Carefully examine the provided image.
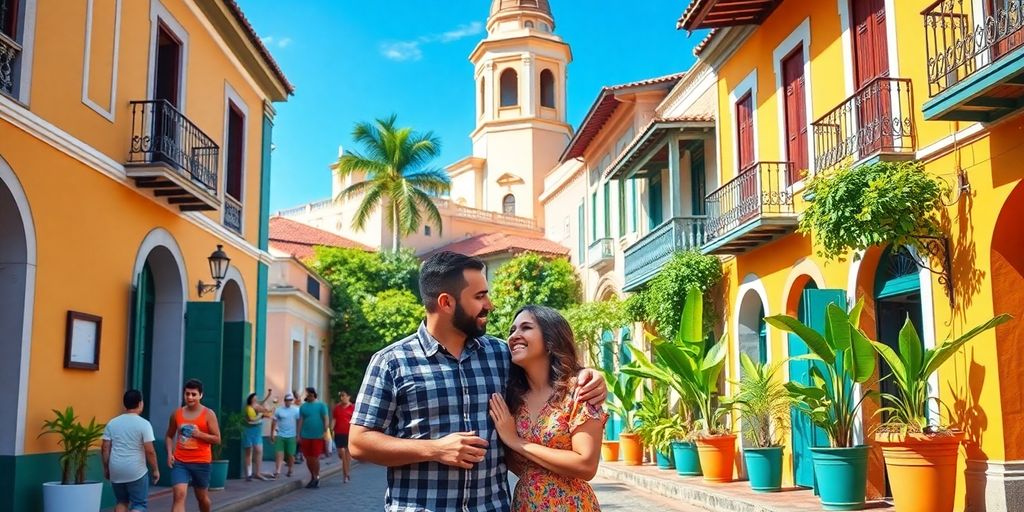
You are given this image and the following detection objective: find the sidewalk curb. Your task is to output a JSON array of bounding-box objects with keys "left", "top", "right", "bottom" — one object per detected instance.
[
  {"left": 212, "top": 462, "right": 347, "bottom": 512},
  {"left": 597, "top": 463, "right": 779, "bottom": 512}
]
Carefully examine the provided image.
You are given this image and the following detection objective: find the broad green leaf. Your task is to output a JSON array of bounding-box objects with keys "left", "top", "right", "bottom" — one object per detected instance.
[
  {"left": 898, "top": 317, "right": 923, "bottom": 380},
  {"left": 828, "top": 303, "right": 852, "bottom": 352},
  {"left": 848, "top": 298, "right": 865, "bottom": 328},
  {"left": 654, "top": 340, "right": 697, "bottom": 378},
  {"left": 785, "top": 381, "right": 826, "bottom": 401},
  {"left": 739, "top": 353, "right": 758, "bottom": 378},
  {"left": 765, "top": 315, "right": 835, "bottom": 364},
  {"left": 679, "top": 286, "right": 703, "bottom": 345},
  {"left": 870, "top": 341, "right": 907, "bottom": 387},
  {"left": 848, "top": 326, "right": 876, "bottom": 383},
  {"left": 809, "top": 365, "right": 828, "bottom": 389},
  {"left": 922, "top": 314, "right": 1013, "bottom": 377},
  {"left": 701, "top": 339, "right": 728, "bottom": 372}
]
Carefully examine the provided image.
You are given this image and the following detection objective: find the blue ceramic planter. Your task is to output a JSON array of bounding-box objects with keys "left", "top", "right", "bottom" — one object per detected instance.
[
  {"left": 811, "top": 446, "right": 869, "bottom": 511},
  {"left": 743, "top": 446, "right": 783, "bottom": 492},
  {"left": 671, "top": 441, "right": 702, "bottom": 476},
  {"left": 655, "top": 448, "right": 675, "bottom": 469}
]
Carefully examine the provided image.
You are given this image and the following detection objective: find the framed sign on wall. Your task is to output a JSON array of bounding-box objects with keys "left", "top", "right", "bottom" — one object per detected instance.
[{"left": 65, "top": 311, "right": 102, "bottom": 370}]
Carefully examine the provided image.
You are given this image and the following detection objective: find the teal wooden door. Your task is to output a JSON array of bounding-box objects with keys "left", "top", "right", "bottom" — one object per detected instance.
[
  {"left": 184, "top": 302, "right": 225, "bottom": 415},
  {"left": 601, "top": 330, "right": 621, "bottom": 441},
  {"left": 789, "top": 288, "right": 845, "bottom": 488},
  {"left": 129, "top": 266, "right": 155, "bottom": 419},
  {"left": 648, "top": 176, "right": 663, "bottom": 229},
  {"left": 222, "top": 321, "right": 252, "bottom": 478}
]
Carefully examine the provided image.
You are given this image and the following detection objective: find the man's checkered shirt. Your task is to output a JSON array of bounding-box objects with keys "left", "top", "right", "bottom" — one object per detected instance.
[{"left": 352, "top": 323, "right": 512, "bottom": 512}]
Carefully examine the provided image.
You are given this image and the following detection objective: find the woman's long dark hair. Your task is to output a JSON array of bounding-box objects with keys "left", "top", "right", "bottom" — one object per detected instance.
[
  {"left": 506, "top": 305, "right": 583, "bottom": 415},
  {"left": 246, "top": 393, "right": 257, "bottom": 407}
]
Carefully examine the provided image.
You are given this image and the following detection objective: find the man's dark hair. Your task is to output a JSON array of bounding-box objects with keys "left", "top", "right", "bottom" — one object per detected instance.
[
  {"left": 305, "top": 387, "right": 318, "bottom": 399},
  {"left": 123, "top": 389, "right": 143, "bottom": 410},
  {"left": 419, "top": 251, "right": 485, "bottom": 312},
  {"left": 184, "top": 379, "right": 204, "bottom": 394}
]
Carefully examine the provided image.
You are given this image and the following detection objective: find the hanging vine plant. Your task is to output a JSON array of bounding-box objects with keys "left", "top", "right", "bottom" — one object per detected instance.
[{"left": 799, "top": 161, "right": 949, "bottom": 261}]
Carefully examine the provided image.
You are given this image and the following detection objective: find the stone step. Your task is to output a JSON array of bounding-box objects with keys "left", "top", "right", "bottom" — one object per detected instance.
[{"left": 597, "top": 461, "right": 894, "bottom": 512}]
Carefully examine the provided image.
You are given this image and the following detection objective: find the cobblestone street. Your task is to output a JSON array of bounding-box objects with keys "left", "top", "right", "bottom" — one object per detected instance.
[{"left": 248, "top": 462, "right": 704, "bottom": 511}]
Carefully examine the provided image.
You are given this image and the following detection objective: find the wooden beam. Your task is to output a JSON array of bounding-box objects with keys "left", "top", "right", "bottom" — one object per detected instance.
[
  {"left": 135, "top": 180, "right": 178, "bottom": 189},
  {"left": 964, "top": 96, "right": 1019, "bottom": 109},
  {"left": 179, "top": 204, "right": 216, "bottom": 212},
  {"left": 154, "top": 189, "right": 189, "bottom": 197},
  {"left": 168, "top": 196, "right": 204, "bottom": 205}
]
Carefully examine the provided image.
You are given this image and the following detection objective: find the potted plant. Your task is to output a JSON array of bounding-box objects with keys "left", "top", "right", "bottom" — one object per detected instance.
[
  {"left": 871, "top": 315, "right": 1010, "bottom": 512},
  {"left": 634, "top": 384, "right": 675, "bottom": 469},
  {"left": 729, "top": 354, "right": 790, "bottom": 492},
  {"left": 39, "top": 407, "right": 106, "bottom": 512},
  {"left": 603, "top": 370, "right": 641, "bottom": 465},
  {"left": 209, "top": 412, "right": 245, "bottom": 491},
  {"left": 625, "top": 287, "right": 734, "bottom": 482},
  {"left": 766, "top": 300, "right": 876, "bottom": 511}
]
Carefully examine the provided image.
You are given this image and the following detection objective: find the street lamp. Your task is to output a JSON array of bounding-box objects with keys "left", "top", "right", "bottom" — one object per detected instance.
[{"left": 197, "top": 244, "right": 230, "bottom": 297}]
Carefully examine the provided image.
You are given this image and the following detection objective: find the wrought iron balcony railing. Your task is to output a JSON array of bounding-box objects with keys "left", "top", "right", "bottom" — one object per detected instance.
[
  {"left": 811, "top": 77, "right": 916, "bottom": 173},
  {"left": 704, "top": 161, "right": 795, "bottom": 243},
  {"left": 587, "top": 238, "right": 615, "bottom": 269},
  {"left": 924, "top": 0, "right": 1024, "bottom": 96},
  {"left": 128, "top": 100, "right": 219, "bottom": 192},
  {"left": 0, "top": 30, "right": 20, "bottom": 97},
  {"left": 224, "top": 195, "right": 242, "bottom": 234},
  {"left": 623, "top": 216, "right": 706, "bottom": 291}
]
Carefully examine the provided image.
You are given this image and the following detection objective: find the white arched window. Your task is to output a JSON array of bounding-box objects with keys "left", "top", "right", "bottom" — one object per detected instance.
[
  {"left": 479, "top": 78, "right": 485, "bottom": 116},
  {"left": 500, "top": 69, "right": 518, "bottom": 107},
  {"left": 524, "top": 20, "right": 534, "bottom": 29},
  {"left": 502, "top": 194, "right": 516, "bottom": 215},
  {"left": 540, "top": 69, "right": 556, "bottom": 108}
]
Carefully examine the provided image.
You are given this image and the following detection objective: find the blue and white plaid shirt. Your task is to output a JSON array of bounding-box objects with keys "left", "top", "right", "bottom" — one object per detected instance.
[{"left": 353, "top": 323, "right": 512, "bottom": 512}]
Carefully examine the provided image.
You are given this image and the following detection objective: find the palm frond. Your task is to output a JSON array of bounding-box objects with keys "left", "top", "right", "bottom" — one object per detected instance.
[
  {"left": 412, "top": 188, "right": 445, "bottom": 235},
  {"left": 404, "top": 168, "right": 452, "bottom": 195},
  {"left": 351, "top": 185, "right": 386, "bottom": 232}
]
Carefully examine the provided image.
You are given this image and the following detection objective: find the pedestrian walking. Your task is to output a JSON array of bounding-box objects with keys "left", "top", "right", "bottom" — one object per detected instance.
[
  {"left": 165, "top": 379, "right": 221, "bottom": 512},
  {"left": 102, "top": 389, "right": 160, "bottom": 512},
  {"left": 331, "top": 390, "right": 354, "bottom": 483},
  {"left": 270, "top": 392, "right": 300, "bottom": 478},
  {"left": 297, "top": 386, "right": 330, "bottom": 488},
  {"left": 243, "top": 389, "right": 273, "bottom": 481}
]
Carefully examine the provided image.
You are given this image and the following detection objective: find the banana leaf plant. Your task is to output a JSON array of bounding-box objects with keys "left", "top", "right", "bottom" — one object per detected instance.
[
  {"left": 765, "top": 299, "right": 876, "bottom": 448},
  {"left": 622, "top": 287, "right": 732, "bottom": 437},
  {"left": 601, "top": 368, "right": 641, "bottom": 434},
  {"left": 871, "top": 314, "right": 1011, "bottom": 434},
  {"left": 39, "top": 407, "right": 106, "bottom": 485}
]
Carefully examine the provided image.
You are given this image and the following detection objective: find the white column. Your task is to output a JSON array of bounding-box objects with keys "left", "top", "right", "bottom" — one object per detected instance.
[
  {"left": 668, "top": 134, "right": 683, "bottom": 218},
  {"left": 522, "top": 55, "right": 534, "bottom": 116},
  {"left": 561, "top": 64, "right": 568, "bottom": 123}
]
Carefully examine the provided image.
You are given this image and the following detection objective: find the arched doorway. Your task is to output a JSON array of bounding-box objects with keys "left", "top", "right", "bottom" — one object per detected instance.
[
  {"left": 738, "top": 289, "right": 767, "bottom": 365},
  {"left": 218, "top": 274, "right": 251, "bottom": 477},
  {"left": 992, "top": 182, "right": 1024, "bottom": 460},
  {"left": 0, "top": 157, "right": 34, "bottom": 456},
  {"left": 786, "top": 277, "right": 843, "bottom": 488}
]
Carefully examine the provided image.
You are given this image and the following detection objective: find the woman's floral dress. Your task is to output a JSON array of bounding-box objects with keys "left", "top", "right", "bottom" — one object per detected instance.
[{"left": 509, "top": 390, "right": 605, "bottom": 511}]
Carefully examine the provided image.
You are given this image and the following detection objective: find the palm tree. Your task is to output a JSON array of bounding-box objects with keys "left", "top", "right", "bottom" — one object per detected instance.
[{"left": 334, "top": 115, "right": 451, "bottom": 251}]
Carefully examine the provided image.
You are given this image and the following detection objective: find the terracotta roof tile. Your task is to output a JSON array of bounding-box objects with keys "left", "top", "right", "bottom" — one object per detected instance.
[
  {"left": 268, "top": 217, "right": 372, "bottom": 261},
  {"left": 223, "top": 0, "right": 295, "bottom": 95},
  {"left": 692, "top": 29, "right": 718, "bottom": 56},
  {"left": 423, "top": 233, "right": 570, "bottom": 260}
]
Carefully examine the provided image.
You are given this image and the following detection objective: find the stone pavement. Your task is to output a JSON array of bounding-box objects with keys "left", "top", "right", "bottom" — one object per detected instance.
[
  {"left": 248, "top": 462, "right": 704, "bottom": 511},
  {"left": 102, "top": 456, "right": 344, "bottom": 512}
]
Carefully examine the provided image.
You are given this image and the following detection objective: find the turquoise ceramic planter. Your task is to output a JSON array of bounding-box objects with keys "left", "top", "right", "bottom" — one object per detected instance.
[
  {"left": 671, "top": 441, "right": 702, "bottom": 476},
  {"left": 209, "top": 460, "right": 229, "bottom": 491},
  {"left": 743, "top": 447, "right": 783, "bottom": 492},
  {"left": 655, "top": 448, "right": 675, "bottom": 469},
  {"left": 810, "top": 446, "right": 869, "bottom": 511}
]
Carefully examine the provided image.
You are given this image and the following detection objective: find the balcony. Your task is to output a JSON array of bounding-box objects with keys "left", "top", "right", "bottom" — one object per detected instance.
[
  {"left": 434, "top": 198, "right": 539, "bottom": 231},
  {"left": 923, "top": 0, "right": 1024, "bottom": 122},
  {"left": 0, "top": 30, "right": 20, "bottom": 98},
  {"left": 812, "top": 77, "right": 917, "bottom": 174},
  {"left": 224, "top": 195, "right": 242, "bottom": 234},
  {"left": 623, "top": 216, "right": 706, "bottom": 292},
  {"left": 587, "top": 238, "right": 615, "bottom": 272},
  {"left": 702, "top": 161, "right": 797, "bottom": 255},
  {"left": 126, "top": 100, "right": 219, "bottom": 211}
]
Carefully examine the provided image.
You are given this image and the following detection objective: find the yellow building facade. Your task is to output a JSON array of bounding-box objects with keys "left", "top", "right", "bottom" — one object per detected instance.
[
  {"left": 0, "top": 0, "right": 290, "bottom": 509},
  {"left": 672, "top": 1, "right": 1024, "bottom": 510}
]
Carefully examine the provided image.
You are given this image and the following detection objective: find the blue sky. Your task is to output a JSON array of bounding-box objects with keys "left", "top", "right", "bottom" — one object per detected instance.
[{"left": 237, "top": 1, "right": 702, "bottom": 212}]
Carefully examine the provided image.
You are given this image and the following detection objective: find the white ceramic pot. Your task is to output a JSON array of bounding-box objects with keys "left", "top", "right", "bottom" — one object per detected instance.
[{"left": 43, "top": 481, "right": 103, "bottom": 512}]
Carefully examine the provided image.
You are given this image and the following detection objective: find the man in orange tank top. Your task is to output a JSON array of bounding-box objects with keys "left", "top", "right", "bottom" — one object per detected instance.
[{"left": 165, "top": 379, "right": 221, "bottom": 512}]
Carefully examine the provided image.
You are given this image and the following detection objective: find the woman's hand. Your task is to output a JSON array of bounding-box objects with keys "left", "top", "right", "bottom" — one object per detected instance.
[
  {"left": 488, "top": 394, "right": 523, "bottom": 451},
  {"left": 574, "top": 369, "right": 608, "bottom": 405}
]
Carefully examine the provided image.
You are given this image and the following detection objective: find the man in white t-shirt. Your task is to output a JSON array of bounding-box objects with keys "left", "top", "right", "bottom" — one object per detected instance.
[
  {"left": 270, "top": 393, "right": 301, "bottom": 478},
  {"left": 102, "top": 389, "right": 159, "bottom": 512}
]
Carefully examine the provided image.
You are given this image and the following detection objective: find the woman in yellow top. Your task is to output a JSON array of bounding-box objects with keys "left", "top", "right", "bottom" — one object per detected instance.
[
  {"left": 243, "top": 389, "right": 272, "bottom": 481},
  {"left": 490, "top": 305, "right": 606, "bottom": 511}
]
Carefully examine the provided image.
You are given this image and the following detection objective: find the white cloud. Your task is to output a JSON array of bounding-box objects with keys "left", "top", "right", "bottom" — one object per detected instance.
[
  {"left": 380, "top": 41, "right": 423, "bottom": 61},
  {"left": 261, "top": 36, "right": 293, "bottom": 49},
  {"left": 380, "top": 21, "right": 483, "bottom": 61},
  {"left": 437, "top": 21, "right": 484, "bottom": 43}
]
